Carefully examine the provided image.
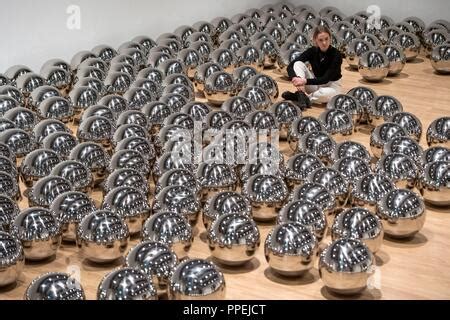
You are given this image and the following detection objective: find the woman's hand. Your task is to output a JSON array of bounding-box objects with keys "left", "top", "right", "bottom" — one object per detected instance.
[{"left": 291, "top": 77, "right": 306, "bottom": 87}]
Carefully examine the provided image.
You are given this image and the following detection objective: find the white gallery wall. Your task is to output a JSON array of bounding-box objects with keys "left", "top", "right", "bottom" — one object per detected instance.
[{"left": 1, "top": 0, "right": 449, "bottom": 72}]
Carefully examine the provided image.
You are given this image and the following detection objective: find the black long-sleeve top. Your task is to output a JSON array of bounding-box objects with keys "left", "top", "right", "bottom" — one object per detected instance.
[{"left": 287, "top": 46, "right": 343, "bottom": 85}]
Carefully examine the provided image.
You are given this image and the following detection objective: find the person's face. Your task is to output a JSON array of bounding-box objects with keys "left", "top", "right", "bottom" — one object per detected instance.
[{"left": 315, "top": 32, "right": 331, "bottom": 52}]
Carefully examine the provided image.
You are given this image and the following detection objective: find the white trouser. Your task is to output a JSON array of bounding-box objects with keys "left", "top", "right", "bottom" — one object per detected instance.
[{"left": 293, "top": 61, "right": 342, "bottom": 104}]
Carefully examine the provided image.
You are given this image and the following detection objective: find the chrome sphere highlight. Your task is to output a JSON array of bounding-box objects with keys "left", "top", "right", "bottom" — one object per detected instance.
[
  {"left": 25, "top": 272, "right": 85, "bottom": 300},
  {"left": 207, "top": 213, "right": 260, "bottom": 266},
  {"left": 377, "top": 188, "right": 426, "bottom": 238},
  {"left": 265, "top": 222, "right": 318, "bottom": 276},
  {"left": 168, "top": 258, "right": 225, "bottom": 300},
  {"left": 77, "top": 210, "right": 129, "bottom": 263},
  {"left": 10, "top": 207, "right": 61, "bottom": 261},
  {"left": 97, "top": 267, "right": 157, "bottom": 300},
  {"left": 332, "top": 207, "right": 383, "bottom": 253},
  {"left": 319, "top": 238, "right": 373, "bottom": 295}
]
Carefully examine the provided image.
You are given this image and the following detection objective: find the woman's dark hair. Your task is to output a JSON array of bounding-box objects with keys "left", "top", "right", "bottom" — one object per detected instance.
[{"left": 312, "top": 25, "right": 332, "bottom": 39}]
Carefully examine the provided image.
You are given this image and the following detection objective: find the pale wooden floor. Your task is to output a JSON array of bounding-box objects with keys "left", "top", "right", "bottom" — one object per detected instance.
[{"left": 2, "top": 53, "right": 450, "bottom": 300}]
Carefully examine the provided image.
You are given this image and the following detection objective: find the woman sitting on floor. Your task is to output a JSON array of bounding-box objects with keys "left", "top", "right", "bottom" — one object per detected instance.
[{"left": 282, "top": 25, "right": 343, "bottom": 108}]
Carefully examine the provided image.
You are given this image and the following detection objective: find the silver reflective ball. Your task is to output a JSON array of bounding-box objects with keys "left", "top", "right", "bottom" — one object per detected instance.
[
  {"left": 38, "top": 97, "right": 74, "bottom": 122},
  {"left": 25, "top": 272, "right": 85, "bottom": 300},
  {"left": 3, "top": 107, "right": 38, "bottom": 132},
  {"left": 383, "top": 136, "right": 423, "bottom": 165},
  {"left": 377, "top": 188, "right": 426, "bottom": 238},
  {"left": 196, "top": 161, "right": 237, "bottom": 202},
  {"left": 288, "top": 116, "right": 324, "bottom": 152},
  {"left": 159, "top": 93, "right": 188, "bottom": 113},
  {"left": 155, "top": 168, "right": 200, "bottom": 197},
  {"left": 142, "top": 211, "right": 193, "bottom": 260},
  {"left": 77, "top": 116, "right": 115, "bottom": 151},
  {"left": 236, "top": 45, "right": 264, "bottom": 72},
  {"left": 103, "top": 168, "right": 148, "bottom": 197},
  {"left": 77, "top": 210, "right": 129, "bottom": 263},
  {"left": 246, "top": 74, "right": 279, "bottom": 101},
  {"left": 193, "top": 62, "right": 223, "bottom": 94},
  {"left": 29, "top": 85, "right": 60, "bottom": 110},
  {"left": 152, "top": 185, "right": 200, "bottom": 225},
  {"left": 0, "top": 195, "right": 20, "bottom": 232},
  {"left": 389, "top": 111, "right": 422, "bottom": 142},
  {"left": 10, "top": 207, "right": 61, "bottom": 261},
  {"left": 299, "top": 131, "right": 336, "bottom": 164},
  {"left": 33, "top": 118, "right": 71, "bottom": 144},
  {"left": 332, "top": 141, "right": 371, "bottom": 164},
  {"left": 69, "top": 142, "right": 110, "bottom": 185},
  {"left": 204, "top": 111, "right": 233, "bottom": 144},
  {"left": 285, "top": 153, "right": 323, "bottom": 187},
  {"left": 332, "top": 208, "right": 383, "bottom": 253},
  {"left": 208, "top": 213, "right": 260, "bottom": 266},
  {"left": 42, "top": 132, "right": 78, "bottom": 160},
  {"left": 141, "top": 102, "right": 171, "bottom": 134},
  {"left": 351, "top": 173, "right": 396, "bottom": 213},
  {"left": 123, "top": 87, "right": 154, "bottom": 110},
  {"left": 245, "top": 110, "right": 279, "bottom": 134},
  {"left": 238, "top": 86, "right": 272, "bottom": 110},
  {"left": 97, "top": 267, "right": 157, "bottom": 300},
  {"left": 82, "top": 105, "right": 114, "bottom": 122},
  {"left": 26, "top": 175, "right": 72, "bottom": 208},
  {"left": 168, "top": 258, "right": 225, "bottom": 300},
  {"left": 382, "top": 45, "right": 406, "bottom": 76},
  {"left": 370, "top": 122, "right": 407, "bottom": 158},
  {"left": 426, "top": 117, "right": 450, "bottom": 148},
  {"left": 16, "top": 73, "right": 45, "bottom": 96},
  {"left": 181, "top": 101, "right": 212, "bottom": 126},
  {"left": 50, "top": 191, "right": 96, "bottom": 242},
  {"left": 252, "top": 37, "right": 280, "bottom": 68},
  {"left": 221, "top": 96, "right": 255, "bottom": 119},
  {"left": 115, "top": 136, "right": 155, "bottom": 163},
  {"left": 319, "top": 238, "right": 373, "bottom": 295},
  {"left": 232, "top": 65, "right": 258, "bottom": 91},
  {"left": 177, "top": 48, "right": 203, "bottom": 79},
  {"left": 423, "top": 147, "right": 450, "bottom": 164},
  {"left": 116, "top": 109, "right": 148, "bottom": 130},
  {"left": 318, "top": 109, "right": 353, "bottom": 140},
  {"left": 265, "top": 222, "right": 318, "bottom": 276},
  {"left": 204, "top": 71, "right": 236, "bottom": 105},
  {"left": 0, "top": 85, "right": 25, "bottom": 106},
  {"left": 242, "top": 174, "right": 288, "bottom": 221},
  {"left": 163, "top": 83, "right": 194, "bottom": 102},
  {"left": 91, "top": 45, "right": 118, "bottom": 62},
  {"left": 202, "top": 191, "right": 251, "bottom": 230},
  {"left": 358, "top": 50, "right": 390, "bottom": 82},
  {"left": 347, "top": 86, "right": 377, "bottom": 112},
  {"left": 376, "top": 153, "right": 419, "bottom": 190},
  {"left": 308, "top": 167, "right": 348, "bottom": 206},
  {"left": 68, "top": 86, "right": 99, "bottom": 122},
  {"left": 104, "top": 72, "right": 132, "bottom": 95},
  {"left": 109, "top": 149, "right": 150, "bottom": 178},
  {"left": 391, "top": 32, "right": 420, "bottom": 61},
  {"left": 125, "top": 241, "right": 177, "bottom": 294},
  {"left": 370, "top": 95, "right": 403, "bottom": 127},
  {"left": 269, "top": 101, "right": 302, "bottom": 139},
  {"left": 326, "top": 94, "right": 363, "bottom": 128},
  {"left": 99, "top": 95, "right": 128, "bottom": 118},
  {"left": 0, "top": 231, "right": 24, "bottom": 287},
  {"left": 277, "top": 199, "right": 327, "bottom": 242},
  {"left": 20, "top": 148, "right": 61, "bottom": 188},
  {"left": 346, "top": 39, "right": 374, "bottom": 69},
  {"left": 332, "top": 156, "right": 372, "bottom": 185},
  {"left": 0, "top": 155, "right": 17, "bottom": 180},
  {"left": 0, "top": 95, "right": 18, "bottom": 117},
  {"left": 431, "top": 44, "right": 450, "bottom": 74},
  {"left": 0, "top": 171, "right": 20, "bottom": 200},
  {"left": 152, "top": 152, "right": 196, "bottom": 183},
  {"left": 157, "top": 58, "right": 186, "bottom": 77},
  {"left": 420, "top": 160, "right": 450, "bottom": 206},
  {"left": 102, "top": 186, "right": 150, "bottom": 235}
]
